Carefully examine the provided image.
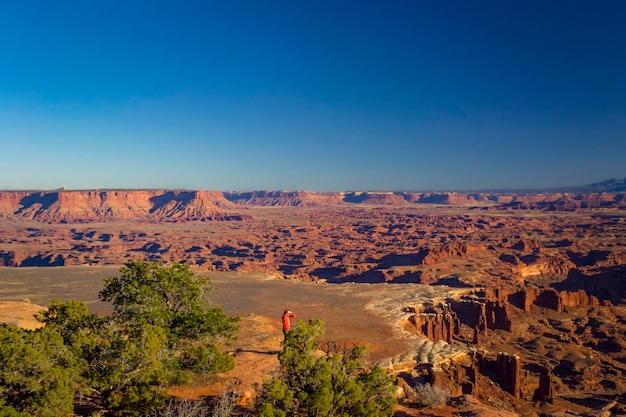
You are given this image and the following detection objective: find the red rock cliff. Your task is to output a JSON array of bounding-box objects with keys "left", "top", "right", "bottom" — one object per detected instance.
[{"left": 0, "top": 190, "right": 247, "bottom": 223}]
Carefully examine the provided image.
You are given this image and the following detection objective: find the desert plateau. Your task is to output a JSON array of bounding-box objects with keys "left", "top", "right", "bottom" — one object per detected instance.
[{"left": 1, "top": 181, "right": 625, "bottom": 416}]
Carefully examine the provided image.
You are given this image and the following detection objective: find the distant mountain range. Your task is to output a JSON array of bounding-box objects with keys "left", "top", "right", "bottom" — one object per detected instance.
[
  {"left": 460, "top": 178, "right": 626, "bottom": 194},
  {"left": 551, "top": 178, "right": 626, "bottom": 194}
]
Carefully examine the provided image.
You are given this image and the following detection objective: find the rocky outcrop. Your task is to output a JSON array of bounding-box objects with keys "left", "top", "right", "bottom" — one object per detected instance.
[
  {"left": 558, "top": 289, "right": 603, "bottom": 310},
  {"left": 406, "top": 304, "right": 460, "bottom": 343},
  {"left": 411, "top": 349, "right": 524, "bottom": 402},
  {"left": 533, "top": 364, "right": 554, "bottom": 402},
  {"left": 511, "top": 238, "right": 541, "bottom": 253},
  {"left": 410, "top": 287, "right": 608, "bottom": 345},
  {"left": 423, "top": 357, "right": 479, "bottom": 397},
  {"left": 419, "top": 243, "right": 487, "bottom": 266},
  {"left": 515, "top": 288, "right": 602, "bottom": 312},
  {"left": 450, "top": 290, "right": 513, "bottom": 335},
  {"left": 555, "top": 265, "right": 626, "bottom": 305},
  {"left": 453, "top": 287, "right": 606, "bottom": 317},
  {"left": 448, "top": 299, "right": 488, "bottom": 336},
  {"left": 513, "top": 255, "right": 576, "bottom": 278},
  {"left": 0, "top": 251, "right": 18, "bottom": 267},
  {"left": 495, "top": 353, "right": 521, "bottom": 397},
  {"left": 405, "top": 294, "right": 514, "bottom": 344}
]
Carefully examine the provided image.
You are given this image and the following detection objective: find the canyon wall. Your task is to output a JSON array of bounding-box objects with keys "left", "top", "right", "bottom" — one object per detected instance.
[
  {"left": 2, "top": 190, "right": 626, "bottom": 223},
  {"left": 0, "top": 190, "right": 248, "bottom": 223}
]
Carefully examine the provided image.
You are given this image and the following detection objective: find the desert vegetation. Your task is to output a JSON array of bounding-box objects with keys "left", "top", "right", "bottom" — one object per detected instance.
[
  {"left": 256, "top": 319, "right": 397, "bottom": 417},
  {"left": 0, "top": 261, "right": 239, "bottom": 416},
  {"left": 0, "top": 262, "right": 400, "bottom": 417}
]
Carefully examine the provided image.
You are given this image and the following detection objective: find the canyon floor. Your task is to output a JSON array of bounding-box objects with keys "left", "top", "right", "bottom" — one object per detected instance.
[{"left": 1, "top": 200, "right": 625, "bottom": 416}]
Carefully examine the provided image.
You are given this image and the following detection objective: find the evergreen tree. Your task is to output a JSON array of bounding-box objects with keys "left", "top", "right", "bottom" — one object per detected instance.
[
  {"left": 0, "top": 324, "right": 80, "bottom": 417},
  {"left": 256, "top": 319, "right": 397, "bottom": 417},
  {"left": 35, "top": 261, "right": 239, "bottom": 416},
  {"left": 99, "top": 261, "right": 239, "bottom": 374}
]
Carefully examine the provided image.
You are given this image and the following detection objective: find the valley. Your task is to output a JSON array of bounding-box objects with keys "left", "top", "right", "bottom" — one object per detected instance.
[{"left": 0, "top": 188, "right": 625, "bottom": 416}]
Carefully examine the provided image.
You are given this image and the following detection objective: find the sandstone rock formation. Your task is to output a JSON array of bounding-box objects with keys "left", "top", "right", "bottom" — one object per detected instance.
[
  {"left": 494, "top": 352, "right": 521, "bottom": 398},
  {"left": 398, "top": 282, "right": 625, "bottom": 414},
  {"left": 224, "top": 191, "right": 345, "bottom": 206},
  {"left": 533, "top": 364, "right": 554, "bottom": 402},
  {"left": 0, "top": 190, "right": 248, "bottom": 223},
  {"left": 404, "top": 304, "right": 460, "bottom": 344},
  {"left": 418, "top": 243, "right": 488, "bottom": 267}
]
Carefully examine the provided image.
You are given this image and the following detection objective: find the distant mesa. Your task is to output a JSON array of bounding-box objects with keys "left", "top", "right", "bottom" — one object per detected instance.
[
  {"left": 224, "top": 191, "right": 345, "bottom": 206},
  {"left": 0, "top": 178, "right": 625, "bottom": 223},
  {"left": 0, "top": 190, "right": 250, "bottom": 224}
]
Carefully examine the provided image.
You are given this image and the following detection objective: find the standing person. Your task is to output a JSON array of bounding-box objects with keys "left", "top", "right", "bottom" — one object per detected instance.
[{"left": 282, "top": 309, "right": 296, "bottom": 342}]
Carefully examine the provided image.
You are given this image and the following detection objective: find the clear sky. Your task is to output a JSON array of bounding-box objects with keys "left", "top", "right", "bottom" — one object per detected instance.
[{"left": 1, "top": 1, "right": 624, "bottom": 191}]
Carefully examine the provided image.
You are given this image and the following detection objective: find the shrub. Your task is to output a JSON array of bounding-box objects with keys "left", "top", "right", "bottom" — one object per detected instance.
[
  {"left": 256, "top": 319, "right": 397, "bottom": 417},
  {"left": 414, "top": 383, "right": 448, "bottom": 408},
  {"left": 154, "top": 385, "right": 249, "bottom": 417},
  {"left": 157, "top": 399, "right": 210, "bottom": 417},
  {"left": 210, "top": 389, "right": 240, "bottom": 417}
]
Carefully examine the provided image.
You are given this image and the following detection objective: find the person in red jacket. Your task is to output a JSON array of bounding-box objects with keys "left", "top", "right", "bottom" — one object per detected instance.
[{"left": 282, "top": 309, "right": 296, "bottom": 342}]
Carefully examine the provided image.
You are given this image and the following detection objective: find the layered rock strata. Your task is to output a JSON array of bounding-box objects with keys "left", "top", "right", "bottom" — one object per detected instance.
[{"left": 0, "top": 190, "right": 248, "bottom": 223}]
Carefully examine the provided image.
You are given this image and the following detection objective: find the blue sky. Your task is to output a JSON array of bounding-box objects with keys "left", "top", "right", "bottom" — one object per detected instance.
[{"left": 1, "top": 1, "right": 625, "bottom": 191}]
